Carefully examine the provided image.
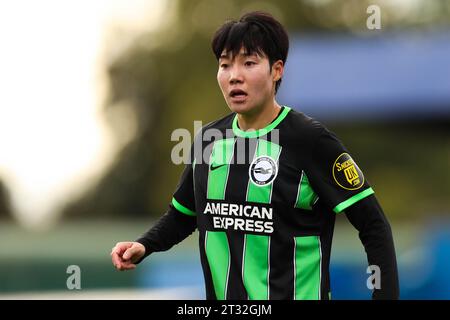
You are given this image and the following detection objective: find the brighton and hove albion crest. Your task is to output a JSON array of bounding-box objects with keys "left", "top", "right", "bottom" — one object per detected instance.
[
  {"left": 333, "top": 153, "right": 364, "bottom": 190},
  {"left": 249, "top": 156, "right": 278, "bottom": 186}
]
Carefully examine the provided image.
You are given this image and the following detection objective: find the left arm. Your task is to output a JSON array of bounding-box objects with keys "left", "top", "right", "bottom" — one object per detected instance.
[
  {"left": 305, "top": 123, "right": 400, "bottom": 299},
  {"left": 345, "top": 194, "right": 400, "bottom": 300}
]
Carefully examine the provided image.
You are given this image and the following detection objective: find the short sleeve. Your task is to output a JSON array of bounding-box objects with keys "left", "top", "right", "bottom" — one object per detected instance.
[
  {"left": 172, "top": 144, "right": 197, "bottom": 216},
  {"left": 305, "top": 128, "right": 374, "bottom": 213}
]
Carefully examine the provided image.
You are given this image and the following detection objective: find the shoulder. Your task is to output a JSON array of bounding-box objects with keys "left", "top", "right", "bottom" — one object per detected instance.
[
  {"left": 201, "top": 112, "right": 235, "bottom": 132},
  {"left": 282, "top": 107, "right": 328, "bottom": 142},
  {"left": 192, "top": 112, "right": 234, "bottom": 145}
]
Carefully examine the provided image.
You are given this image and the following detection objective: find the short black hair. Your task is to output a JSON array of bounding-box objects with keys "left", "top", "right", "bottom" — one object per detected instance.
[{"left": 211, "top": 11, "right": 289, "bottom": 93}]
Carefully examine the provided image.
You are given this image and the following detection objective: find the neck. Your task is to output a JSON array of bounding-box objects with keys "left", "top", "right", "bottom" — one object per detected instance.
[{"left": 237, "top": 100, "right": 282, "bottom": 131}]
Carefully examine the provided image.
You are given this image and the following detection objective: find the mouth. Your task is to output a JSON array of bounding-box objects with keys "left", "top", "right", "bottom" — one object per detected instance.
[{"left": 229, "top": 89, "right": 248, "bottom": 102}]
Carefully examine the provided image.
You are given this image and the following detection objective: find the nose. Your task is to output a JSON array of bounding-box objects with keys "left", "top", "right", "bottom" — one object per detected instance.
[{"left": 229, "top": 65, "right": 243, "bottom": 85}]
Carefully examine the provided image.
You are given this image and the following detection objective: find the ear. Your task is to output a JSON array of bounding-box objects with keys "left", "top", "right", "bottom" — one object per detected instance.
[{"left": 271, "top": 60, "right": 284, "bottom": 82}]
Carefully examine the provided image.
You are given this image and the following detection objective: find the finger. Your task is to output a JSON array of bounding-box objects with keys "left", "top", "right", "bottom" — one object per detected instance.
[
  {"left": 119, "top": 263, "right": 136, "bottom": 271},
  {"left": 111, "top": 252, "right": 124, "bottom": 267},
  {"left": 111, "top": 246, "right": 118, "bottom": 256},
  {"left": 122, "top": 247, "right": 136, "bottom": 260},
  {"left": 111, "top": 243, "right": 130, "bottom": 259},
  {"left": 116, "top": 261, "right": 135, "bottom": 271},
  {"left": 110, "top": 245, "right": 121, "bottom": 255},
  {"left": 116, "top": 261, "right": 134, "bottom": 271}
]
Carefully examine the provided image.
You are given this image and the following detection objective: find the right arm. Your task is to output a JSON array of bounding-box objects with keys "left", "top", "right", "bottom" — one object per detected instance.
[
  {"left": 111, "top": 140, "right": 198, "bottom": 271},
  {"left": 135, "top": 203, "right": 197, "bottom": 260},
  {"left": 111, "top": 204, "right": 197, "bottom": 271}
]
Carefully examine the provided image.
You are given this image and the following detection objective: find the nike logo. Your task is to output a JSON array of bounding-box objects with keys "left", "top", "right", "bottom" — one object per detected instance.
[{"left": 210, "top": 163, "right": 227, "bottom": 171}]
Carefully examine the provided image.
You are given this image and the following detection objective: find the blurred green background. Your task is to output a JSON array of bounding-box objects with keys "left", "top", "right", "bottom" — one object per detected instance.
[{"left": 0, "top": 0, "right": 449, "bottom": 299}]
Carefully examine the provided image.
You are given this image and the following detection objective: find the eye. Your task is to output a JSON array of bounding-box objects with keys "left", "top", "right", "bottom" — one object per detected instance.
[
  {"left": 220, "top": 63, "right": 228, "bottom": 69},
  {"left": 245, "top": 61, "right": 256, "bottom": 66}
]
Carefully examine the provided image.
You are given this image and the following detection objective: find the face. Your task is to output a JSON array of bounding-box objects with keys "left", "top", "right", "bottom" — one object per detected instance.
[{"left": 217, "top": 48, "right": 283, "bottom": 116}]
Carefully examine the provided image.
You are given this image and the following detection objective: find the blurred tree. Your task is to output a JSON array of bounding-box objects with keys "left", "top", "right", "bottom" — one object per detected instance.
[{"left": 62, "top": 0, "right": 450, "bottom": 220}]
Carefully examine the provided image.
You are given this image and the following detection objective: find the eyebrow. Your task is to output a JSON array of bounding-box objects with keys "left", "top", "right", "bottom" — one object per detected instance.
[{"left": 219, "top": 52, "right": 259, "bottom": 60}]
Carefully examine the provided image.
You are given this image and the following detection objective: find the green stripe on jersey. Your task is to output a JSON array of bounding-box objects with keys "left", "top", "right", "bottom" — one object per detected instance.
[
  {"left": 243, "top": 234, "right": 270, "bottom": 300},
  {"left": 295, "top": 171, "right": 318, "bottom": 210},
  {"left": 172, "top": 197, "right": 196, "bottom": 216},
  {"left": 294, "top": 236, "right": 321, "bottom": 300},
  {"left": 242, "top": 140, "right": 279, "bottom": 299},
  {"left": 205, "top": 231, "right": 230, "bottom": 300},
  {"left": 246, "top": 139, "right": 281, "bottom": 204},
  {"left": 333, "top": 187, "right": 375, "bottom": 213},
  {"left": 232, "top": 106, "right": 291, "bottom": 138},
  {"left": 207, "top": 138, "right": 235, "bottom": 200}
]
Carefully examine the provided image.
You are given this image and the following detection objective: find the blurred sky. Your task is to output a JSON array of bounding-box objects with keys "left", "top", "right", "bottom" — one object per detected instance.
[{"left": 0, "top": 0, "right": 167, "bottom": 228}]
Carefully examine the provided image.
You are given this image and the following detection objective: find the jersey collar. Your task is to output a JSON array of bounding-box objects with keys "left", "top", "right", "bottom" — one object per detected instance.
[{"left": 232, "top": 106, "right": 291, "bottom": 138}]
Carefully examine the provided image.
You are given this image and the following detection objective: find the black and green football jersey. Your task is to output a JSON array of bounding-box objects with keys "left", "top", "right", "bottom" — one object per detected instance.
[{"left": 171, "top": 106, "right": 374, "bottom": 300}]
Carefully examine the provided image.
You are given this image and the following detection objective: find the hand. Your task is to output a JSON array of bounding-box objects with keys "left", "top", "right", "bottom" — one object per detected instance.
[{"left": 111, "top": 241, "right": 145, "bottom": 271}]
